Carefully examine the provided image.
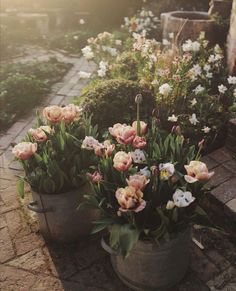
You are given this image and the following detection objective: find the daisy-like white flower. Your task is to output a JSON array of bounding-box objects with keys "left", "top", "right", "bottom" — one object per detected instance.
[
  {"left": 202, "top": 126, "right": 211, "bottom": 134},
  {"left": 168, "top": 114, "right": 178, "bottom": 122},
  {"left": 189, "top": 113, "right": 199, "bottom": 125},
  {"left": 173, "top": 189, "right": 195, "bottom": 208},
  {"left": 218, "top": 84, "right": 227, "bottom": 94},
  {"left": 78, "top": 71, "right": 91, "bottom": 79},
  {"left": 162, "top": 39, "right": 170, "bottom": 46},
  {"left": 79, "top": 19, "right": 85, "bottom": 25},
  {"left": 227, "top": 76, "right": 236, "bottom": 85},
  {"left": 193, "top": 85, "right": 204, "bottom": 94},
  {"left": 159, "top": 83, "right": 172, "bottom": 95},
  {"left": 190, "top": 98, "right": 197, "bottom": 106},
  {"left": 182, "top": 39, "right": 200, "bottom": 52},
  {"left": 81, "top": 46, "right": 94, "bottom": 60}
]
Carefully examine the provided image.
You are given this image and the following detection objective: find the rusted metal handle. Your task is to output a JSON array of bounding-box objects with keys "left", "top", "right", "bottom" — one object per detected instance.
[
  {"left": 101, "top": 237, "right": 119, "bottom": 255},
  {"left": 27, "top": 201, "right": 51, "bottom": 213}
]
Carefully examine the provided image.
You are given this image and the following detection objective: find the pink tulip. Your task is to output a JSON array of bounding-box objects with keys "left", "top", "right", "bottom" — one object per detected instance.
[
  {"left": 126, "top": 174, "right": 149, "bottom": 191},
  {"left": 132, "top": 136, "right": 147, "bottom": 149},
  {"left": 43, "top": 105, "right": 63, "bottom": 123},
  {"left": 113, "top": 151, "right": 132, "bottom": 172},
  {"left": 29, "top": 126, "right": 53, "bottom": 142},
  {"left": 12, "top": 142, "right": 37, "bottom": 160},
  {"left": 115, "top": 186, "right": 146, "bottom": 212},
  {"left": 184, "top": 161, "right": 214, "bottom": 183},
  {"left": 132, "top": 121, "right": 147, "bottom": 135},
  {"left": 109, "top": 123, "right": 136, "bottom": 145},
  {"left": 87, "top": 171, "right": 103, "bottom": 183}
]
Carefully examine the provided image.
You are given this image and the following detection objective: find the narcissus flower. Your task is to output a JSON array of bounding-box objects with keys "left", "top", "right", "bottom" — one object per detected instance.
[
  {"left": 184, "top": 161, "right": 214, "bottom": 183},
  {"left": 115, "top": 186, "right": 146, "bottom": 212},
  {"left": 12, "top": 142, "right": 37, "bottom": 160}
]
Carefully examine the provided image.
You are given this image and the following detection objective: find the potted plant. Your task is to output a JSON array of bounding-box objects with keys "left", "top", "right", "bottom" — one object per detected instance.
[
  {"left": 79, "top": 96, "right": 215, "bottom": 290},
  {"left": 12, "top": 104, "right": 99, "bottom": 242}
]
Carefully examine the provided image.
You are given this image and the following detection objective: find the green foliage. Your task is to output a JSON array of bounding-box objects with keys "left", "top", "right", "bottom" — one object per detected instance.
[
  {"left": 49, "top": 30, "right": 96, "bottom": 54},
  {"left": 75, "top": 79, "right": 155, "bottom": 129},
  {"left": 108, "top": 51, "right": 140, "bottom": 81},
  {"left": 0, "top": 59, "right": 71, "bottom": 131}
]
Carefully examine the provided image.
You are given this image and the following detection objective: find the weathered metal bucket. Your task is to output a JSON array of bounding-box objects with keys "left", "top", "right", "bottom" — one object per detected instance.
[
  {"left": 28, "top": 183, "right": 98, "bottom": 242},
  {"left": 102, "top": 229, "right": 191, "bottom": 291}
]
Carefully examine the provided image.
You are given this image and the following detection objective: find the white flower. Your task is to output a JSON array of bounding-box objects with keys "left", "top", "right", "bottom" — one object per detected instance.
[
  {"left": 208, "top": 54, "right": 223, "bottom": 63},
  {"left": 166, "top": 200, "right": 175, "bottom": 210},
  {"left": 162, "top": 39, "right": 170, "bottom": 46},
  {"left": 81, "top": 46, "right": 94, "bottom": 60},
  {"left": 227, "top": 76, "right": 236, "bottom": 85},
  {"left": 97, "top": 69, "right": 106, "bottom": 77},
  {"left": 159, "top": 83, "right": 172, "bottom": 95},
  {"left": 206, "top": 72, "right": 213, "bottom": 79},
  {"left": 78, "top": 71, "right": 91, "bottom": 79},
  {"left": 139, "top": 166, "right": 151, "bottom": 178},
  {"left": 182, "top": 40, "right": 200, "bottom": 52},
  {"left": 97, "top": 61, "right": 108, "bottom": 77},
  {"left": 159, "top": 163, "right": 175, "bottom": 180},
  {"left": 202, "top": 126, "right": 211, "bottom": 133},
  {"left": 189, "top": 113, "right": 199, "bottom": 125},
  {"left": 79, "top": 19, "right": 85, "bottom": 25},
  {"left": 168, "top": 114, "right": 178, "bottom": 122},
  {"left": 193, "top": 85, "right": 204, "bottom": 94},
  {"left": 190, "top": 98, "right": 197, "bottom": 106},
  {"left": 191, "top": 64, "right": 202, "bottom": 76},
  {"left": 173, "top": 189, "right": 195, "bottom": 208},
  {"left": 203, "top": 64, "right": 211, "bottom": 72},
  {"left": 115, "top": 39, "right": 122, "bottom": 46},
  {"left": 218, "top": 84, "right": 227, "bottom": 94},
  {"left": 234, "top": 88, "right": 236, "bottom": 98},
  {"left": 82, "top": 136, "right": 100, "bottom": 150},
  {"left": 73, "top": 35, "right": 79, "bottom": 40},
  {"left": 169, "top": 32, "right": 174, "bottom": 39},
  {"left": 151, "top": 79, "right": 158, "bottom": 85},
  {"left": 131, "top": 149, "right": 147, "bottom": 164}
]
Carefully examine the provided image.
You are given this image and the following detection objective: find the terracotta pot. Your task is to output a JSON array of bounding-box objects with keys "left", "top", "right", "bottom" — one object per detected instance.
[
  {"left": 102, "top": 229, "right": 191, "bottom": 291},
  {"left": 161, "top": 11, "right": 219, "bottom": 45},
  {"left": 28, "top": 183, "right": 99, "bottom": 242}
]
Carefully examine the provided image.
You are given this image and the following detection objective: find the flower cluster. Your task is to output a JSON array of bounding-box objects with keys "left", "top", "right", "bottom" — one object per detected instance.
[
  {"left": 122, "top": 8, "right": 159, "bottom": 37},
  {"left": 12, "top": 105, "right": 97, "bottom": 195},
  {"left": 81, "top": 111, "right": 214, "bottom": 256}
]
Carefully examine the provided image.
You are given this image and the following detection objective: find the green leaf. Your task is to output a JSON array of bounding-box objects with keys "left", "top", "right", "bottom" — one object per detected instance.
[
  {"left": 91, "top": 223, "right": 108, "bottom": 234},
  {"left": 34, "top": 153, "right": 42, "bottom": 163},
  {"left": 195, "top": 205, "right": 207, "bottom": 216},
  {"left": 119, "top": 225, "right": 140, "bottom": 257},
  {"left": 110, "top": 224, "right": 121, "bottom": 249},
  {"left": 17, "top": 179, "right": 25, "bottom": 198}
]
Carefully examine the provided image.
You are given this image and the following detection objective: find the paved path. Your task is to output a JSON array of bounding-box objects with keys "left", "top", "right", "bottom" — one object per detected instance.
[{"left": 0, "top": 54, "right": 236, "bottom": 290}]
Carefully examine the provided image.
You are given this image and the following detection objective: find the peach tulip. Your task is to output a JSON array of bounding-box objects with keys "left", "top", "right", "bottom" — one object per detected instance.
[
  {"left": 115, "top": 186, "right": 146, "bottom": 212},
  {"left": 12, "top": 142, "right": 37, "bottom": 160},
  {"left": 43, "top": 105, "right": 62, "bottom": 123},
  {"left": 126, "top": 174, "right": 149, "bottom": 191},
  {"left": 113, "top": 151, "right": 132, "bottom": 172},
  {"left": 184, "top": 161, "right": 214, "bottom": 183}
]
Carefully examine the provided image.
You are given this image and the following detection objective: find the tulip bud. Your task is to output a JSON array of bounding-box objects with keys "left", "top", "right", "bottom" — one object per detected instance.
[{"left": 135, "top": 94, "right": 143, "bottom": 104}]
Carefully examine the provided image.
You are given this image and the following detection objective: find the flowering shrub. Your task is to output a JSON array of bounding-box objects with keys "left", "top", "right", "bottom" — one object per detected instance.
[
  {"left": 149, "top": 33, "right": 236, "bottom": 151},
  {"left": 79, "top": 99, "right": 214, "bottom": 257},
  {"left": 122, "top": 8, "right": 159, "bottom": 38},
  {"left": 12, "top": 105, "right": 97, "bottom": 196},
  {"left": 76, "top": 79, "right": 155, "bottom": 129}
]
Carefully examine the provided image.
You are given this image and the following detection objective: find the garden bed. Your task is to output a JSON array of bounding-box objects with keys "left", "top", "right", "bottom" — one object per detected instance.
[{"left": 0, "top": 58, "right": 72, "bottom": 132}]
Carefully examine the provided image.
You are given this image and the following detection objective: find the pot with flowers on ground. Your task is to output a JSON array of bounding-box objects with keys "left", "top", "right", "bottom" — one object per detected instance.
[
  {"left": 79, "top": 96, "right": 215, "bottom": 290},
  {"left": 12, "top": 104, "right": 99, "bottom": 242}
]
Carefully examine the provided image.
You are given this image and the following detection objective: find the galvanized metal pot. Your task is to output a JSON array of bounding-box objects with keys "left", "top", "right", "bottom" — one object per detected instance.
[
  {"left": 102, "top": 229, "right": 191, "bottom": 291},
  {"left": 28, "top": 183, "right": 98, "bottom": 242}
]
